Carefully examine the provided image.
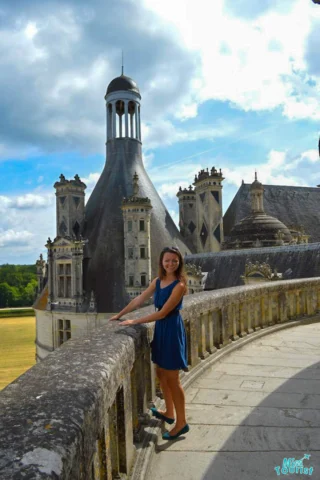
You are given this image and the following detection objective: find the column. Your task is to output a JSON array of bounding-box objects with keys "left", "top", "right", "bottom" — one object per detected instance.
[
  {"left": 112, "top": 102, "right": 116, "bottom": 139},
  {"left": 135, "top": 103, "right": 138, "bottom": 140},
  {"left": 138, "top": 106, "right": 141, "bottom": 141},
  {"left": 125, "top": 101, "right": 129, "bottom": 137}
]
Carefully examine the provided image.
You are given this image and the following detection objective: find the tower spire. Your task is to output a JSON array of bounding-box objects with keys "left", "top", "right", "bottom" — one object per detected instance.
[{"left": 121, "top": 50, "right": 124, "bottom": 76}]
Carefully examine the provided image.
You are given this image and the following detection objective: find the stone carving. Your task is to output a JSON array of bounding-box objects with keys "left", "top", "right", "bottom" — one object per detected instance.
[{"left": 241, "top": 261, "right": 283, "bottom": 284}]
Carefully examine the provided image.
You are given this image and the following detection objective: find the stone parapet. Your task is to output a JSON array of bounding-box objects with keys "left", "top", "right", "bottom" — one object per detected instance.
[{"left": 1, "top": 278, "right": 320, "bottom": 479}]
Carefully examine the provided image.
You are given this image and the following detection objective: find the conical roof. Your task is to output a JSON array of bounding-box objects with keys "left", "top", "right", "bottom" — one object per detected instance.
[{"left": 82, "top": 138, "right": 191, "bottom": 312}]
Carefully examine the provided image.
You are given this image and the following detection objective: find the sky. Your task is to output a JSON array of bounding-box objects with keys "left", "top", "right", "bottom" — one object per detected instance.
[{"left": 0, "top": 0, "right": 319, "bottom": 264}]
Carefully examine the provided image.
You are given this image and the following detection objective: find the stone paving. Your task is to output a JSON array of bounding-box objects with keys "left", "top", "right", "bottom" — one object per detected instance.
[{"left": 148, "top": 322, "right": 320, "bottom": 479}]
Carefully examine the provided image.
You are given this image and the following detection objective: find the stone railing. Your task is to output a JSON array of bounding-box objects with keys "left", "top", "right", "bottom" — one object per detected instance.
[{"left": 1, "top": 278, "right": 320, "bottom": 479}]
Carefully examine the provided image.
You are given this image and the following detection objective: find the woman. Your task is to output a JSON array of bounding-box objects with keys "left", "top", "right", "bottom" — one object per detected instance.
[{"left": 110, "top": 246, "right": 189, "bottom": 440}]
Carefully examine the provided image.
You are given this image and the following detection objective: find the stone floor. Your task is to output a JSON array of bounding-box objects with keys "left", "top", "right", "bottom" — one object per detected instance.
[{"left": 147, "top": 322, "right": 320, "bottom": 479}]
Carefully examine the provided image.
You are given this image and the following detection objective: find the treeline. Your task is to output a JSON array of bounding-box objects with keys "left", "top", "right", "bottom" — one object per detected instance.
[{"left": 0, "top": 264, "right": 38, "bottom": 308}]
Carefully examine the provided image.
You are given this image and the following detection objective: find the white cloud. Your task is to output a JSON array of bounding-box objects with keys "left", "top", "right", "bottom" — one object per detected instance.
[
  {"left": 144, "top": 0, "right": 320, "bottom": 121},
  {"left": 158, "top": 182, "right": 190, "bottom": 199},
  {"left": 82, "top": 172, "right": 100, "bottom": 188},
  {"left": 142, "top": 119, "right": 236, "bottom": 150},
  {"left": 0, "top": 229, "right": 34, "bottom": 247},
  {"left": 10, "top": 193, "right": 54, "bottom": 209},
  {"left": 223, "top": 148, "right": 320, "bottom": 188}
]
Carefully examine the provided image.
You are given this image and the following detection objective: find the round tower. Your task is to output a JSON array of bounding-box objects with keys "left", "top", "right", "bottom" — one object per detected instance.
[
  {"left": 193, "top": 167, "right": 224, "bottom": 253},
  {"left": 83, "top": 72, "right": 191, "bottom": 312}
]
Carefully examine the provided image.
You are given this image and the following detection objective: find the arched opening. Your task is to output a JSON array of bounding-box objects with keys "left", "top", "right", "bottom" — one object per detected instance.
[
  {"left": 116, "top": 100, "right": 125, "bottom": 138},
  {"left": 128, "top": 101, "right": 136, "bottom": 138}
]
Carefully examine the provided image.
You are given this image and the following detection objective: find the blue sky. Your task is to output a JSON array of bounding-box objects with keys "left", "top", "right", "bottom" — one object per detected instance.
[{"left": 0, "top": 0, "right": 319, "bottom": 264}]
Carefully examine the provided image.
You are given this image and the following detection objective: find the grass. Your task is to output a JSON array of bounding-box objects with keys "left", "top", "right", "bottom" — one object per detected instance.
[
  {"left": 0, "top": 316, "right": 36, "bottom": 391},
  {"left": 0, "top": 308, "right": 34, "bottom": 318}
]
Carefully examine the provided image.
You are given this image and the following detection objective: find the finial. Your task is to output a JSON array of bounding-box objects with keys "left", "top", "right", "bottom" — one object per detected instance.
[
  {"left": 121, "top": 50, "right": 124, "bottom": 76},
  {"left": 255, "top": 170, "right": 257, "bottom": 181}
]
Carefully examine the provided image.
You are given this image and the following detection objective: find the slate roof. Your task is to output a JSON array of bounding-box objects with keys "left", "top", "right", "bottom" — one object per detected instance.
[
  {"left": 82, "top": 138, "right": 191, "bottom": 313},
  {"left": 186, "top": 243, "right": 320, "bottom": 290},
  {"left": 223, "top": 183, "right": 320, "bottom": 242}
]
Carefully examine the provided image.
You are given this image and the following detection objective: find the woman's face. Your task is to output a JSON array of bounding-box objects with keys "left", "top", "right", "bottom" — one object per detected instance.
[{"left": 162, "top": 252, "right": 180, "bottom": 275}]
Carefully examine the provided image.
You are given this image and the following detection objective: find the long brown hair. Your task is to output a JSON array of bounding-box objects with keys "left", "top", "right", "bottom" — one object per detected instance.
[{"left": 158, "top": 247, "right": 188, "bottom": 293}]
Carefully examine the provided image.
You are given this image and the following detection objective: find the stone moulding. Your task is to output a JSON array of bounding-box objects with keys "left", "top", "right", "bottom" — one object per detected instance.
[{"left": 1, "top": 278, "right": 320, "bottom": 479}]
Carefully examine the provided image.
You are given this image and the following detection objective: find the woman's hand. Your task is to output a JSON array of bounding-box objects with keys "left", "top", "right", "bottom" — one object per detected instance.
[
  {"left": 119, "top": 319, "right": 137, "bottom": 326},
  {"left": 109, "top": 315, "right": 120, "bottom": 321}
]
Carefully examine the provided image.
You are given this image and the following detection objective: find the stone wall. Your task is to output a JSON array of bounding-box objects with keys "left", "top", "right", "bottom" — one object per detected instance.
[{"left": 1, "top": 278, "right": 320, "bottom": 479}]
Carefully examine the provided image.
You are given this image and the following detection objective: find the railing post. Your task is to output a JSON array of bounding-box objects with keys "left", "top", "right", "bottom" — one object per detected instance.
[
  {"left": 199, "top": 312, "right": 209, "bottom": 359},
  {"left": 231, "top": 303, "right": 240, "bottom": 341},
  {"left": 246, "top": 300, "right": 254, "bottom": 334},
  {"left": 189, "top": 315, "right": 201, "bottom": 366},
  {"left": 221, "top": 306, "right": 232, "bottom": 346},
  {"left": 239, "top": 302, "right": 247, "bottom": 337},
  {"left": 207, "top": 310, "right": 217, "bottom": 353}
]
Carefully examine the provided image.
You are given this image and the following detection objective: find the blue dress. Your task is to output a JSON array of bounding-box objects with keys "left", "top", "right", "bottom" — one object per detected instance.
[{"left": 151, "top": 278, "right": 188, "bottom": 370}]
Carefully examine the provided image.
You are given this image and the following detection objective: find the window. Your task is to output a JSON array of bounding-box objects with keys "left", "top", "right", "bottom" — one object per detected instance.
[
  {"left": 58, "top": 319, "right": 71, "bottom": 346},
  {"left": 140, "top": 247, "right": 146, "bottom": 259},
  {"left": 128, "top": 220, "right": 132, "bottom": 232},
  {"left": 141, "top": 275, "right": 146, "bottom": 287},
  {"left": 129, "top": 275, "right": 134, "bottom": 286},
  {"left": 58, "top": 263, "right": 72, "bottom": 298},
  {"left": 139, "top": 220, "right": 145, "bottom": 231},
  {"left": 128, "top": 247, "right": 134, "bottom": 259}
]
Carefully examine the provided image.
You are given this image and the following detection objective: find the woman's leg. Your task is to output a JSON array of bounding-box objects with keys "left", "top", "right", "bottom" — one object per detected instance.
[
  {"left": 163, "top": 369, "right": 187, "bottom": 434},
  {"left": 156, "top": 366, "right": 175, "bottom": 418}
]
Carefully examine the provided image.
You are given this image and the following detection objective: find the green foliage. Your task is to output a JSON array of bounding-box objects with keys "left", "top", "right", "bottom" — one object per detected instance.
[{"left": 0, "top": 265, "right": 38, "bottom": 308}]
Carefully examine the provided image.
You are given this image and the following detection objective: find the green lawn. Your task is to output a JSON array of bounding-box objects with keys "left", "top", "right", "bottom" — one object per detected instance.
[{"left": 0, "top": 316, "right": 36, "bottom": 390}]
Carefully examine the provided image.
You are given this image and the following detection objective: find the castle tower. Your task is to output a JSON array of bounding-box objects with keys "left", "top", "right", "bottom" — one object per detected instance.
[
  {"left": 177, "top": 185, "right": 197, "bottom": 252},
  {"left": 83, "top": 71, "right": 191, "bottom": 312},
  {"left": 46, "top": 174, "right": 87, "bottom": 312},
  {"left": 54, "top": 174, "right": 86, "bottom": 238},
  {"left": 194, "top": 167, "right": 224, "bottom": 253},
  {"left": 121, "top": 172, "right": 152, "bottom": 299},
  {"left": 250, "top": 171, "right": 264, "bottom": 213},
  {"left": 35, "top": 253, "right": 46, "bottom": 294}
]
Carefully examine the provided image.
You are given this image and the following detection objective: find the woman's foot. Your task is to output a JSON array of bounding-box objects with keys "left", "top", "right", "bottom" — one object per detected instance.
[
  {"left": 162, "top": 424, "right": 189, "bottom": 440},
  {"left": 150, "top": 407, "right": 175, "bottom": 424}
]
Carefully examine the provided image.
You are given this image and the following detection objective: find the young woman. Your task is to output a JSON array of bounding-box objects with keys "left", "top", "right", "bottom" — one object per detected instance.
[{"left": 110, "top": 246, "right": 189, "bottom": 440}]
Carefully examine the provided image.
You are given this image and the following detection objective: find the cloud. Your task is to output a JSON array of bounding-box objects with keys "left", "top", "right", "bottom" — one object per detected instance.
[
  {"left": 223, "top": 148, "right": 320, "bottom": 188},
  {"left": 158, "top": 182, "right": 190, "bottom": 200},
  {"left": 0, "top": 189, "right": 56, "bottom": 263},
  {"left": 144, "top": 0, "right": 320, "bottom": 121},
  {"left": 0, "top": 229, "right": 34, "bottom": 247},
  {"left": 10, "top": 193, "right": 54, "bottom": 209},
  {"left": 305, "top": 18, "right": 320, "bottom": 76},
  {"left": 0, "top": 0, "right": 199, "bottom": 159},
  {"left": 143, "top": 119, "right": 236, "bottom": 150}
]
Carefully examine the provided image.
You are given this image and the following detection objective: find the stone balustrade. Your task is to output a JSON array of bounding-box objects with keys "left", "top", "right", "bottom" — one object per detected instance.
[{"left": 1, "top": 278, "right": 320, "bottom": 479}]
